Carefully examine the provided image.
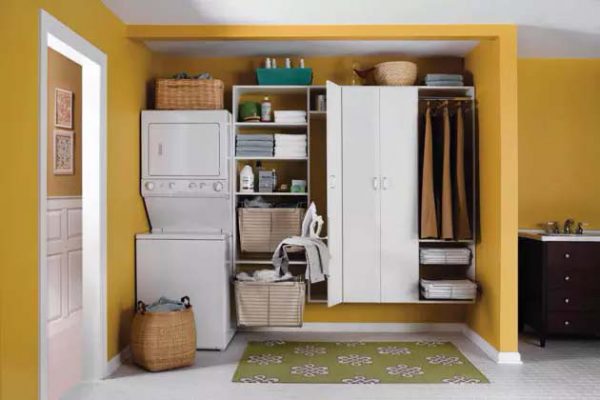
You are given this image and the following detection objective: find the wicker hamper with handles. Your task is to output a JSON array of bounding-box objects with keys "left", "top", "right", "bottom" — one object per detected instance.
[
  {"left": 155, "top": 78, "right": 224, "bottom": 110},
  {"left": 235, "top": 279, "right": 306, "bottom": 327},
  {"left": 130, "top": 296, "right": 196, "bottom": 372},
  {"left": 238, "top": 207, "right": 305, "bottom": 253}
]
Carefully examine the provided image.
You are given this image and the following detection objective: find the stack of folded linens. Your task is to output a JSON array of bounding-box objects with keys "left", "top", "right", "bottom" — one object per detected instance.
[
  {"left": 420, "top": 247, "right": 471, "bottom": 265},
  {"left": 274, "top": 134, "right": 307, "bottom": 158},
  {"left": 420, "top": 279, "right": 477, "bottom": 300},
  {"left": 424, "top": 74, "right": 464, "bottom": 87},
  {"left": 236, "top": 134, "right": 273, "bottom": 157},
  {"left": 274, "top": 110, "right": 306, "bottom": 124}
]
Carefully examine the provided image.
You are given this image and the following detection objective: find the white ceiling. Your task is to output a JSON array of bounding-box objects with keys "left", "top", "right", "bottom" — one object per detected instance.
[
  {"left": 102, "top": 0, "right": 600, "bottom": 57},
  {"left": 146, "top": 40, "right": 479, "bottom": 57}
]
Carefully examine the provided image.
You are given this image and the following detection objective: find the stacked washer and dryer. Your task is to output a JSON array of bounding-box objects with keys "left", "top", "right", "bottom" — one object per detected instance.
[{"left": 136, "top": 110, "right": 236, "bottom": 350}]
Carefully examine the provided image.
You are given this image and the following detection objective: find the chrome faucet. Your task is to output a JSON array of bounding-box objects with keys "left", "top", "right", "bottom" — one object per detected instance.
[
  {"left": 576, "top": 222, "right": 588, "bottom": 235},
  {"left": 563, "top": 219, "right": 575, "bottom": 234}
]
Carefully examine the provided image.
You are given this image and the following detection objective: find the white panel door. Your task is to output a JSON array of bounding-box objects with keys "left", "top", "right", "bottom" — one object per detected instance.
[
  {"left": 46, "top": 197, "right": 83, "bottom": 400},
  {"left": 379, "top": 87, "right": 420, "bottom": 302},
  {"left": 148, "top": 123, "right": 221, "bottom": 177},
  {"left": 341, "top": 86, "right": 381, "bottom": 302},
  {"left": 326, "top": 81, "right": 343, "bottom": 307}
]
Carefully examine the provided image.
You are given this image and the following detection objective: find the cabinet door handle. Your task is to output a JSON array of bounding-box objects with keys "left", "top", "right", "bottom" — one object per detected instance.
[
  {"left": 564, "top": 320, "right": 570, "bottom": 326},
  {"left": 329, "top": 175, "right": 336, "bottom": 189},
  {"left": 564, "top": 275, "right": 571, "bottom": 281},
  {"left": 564, "top": 253, "right": 571, "bottom": 259},
  {"left": 381, "top": 177, "right": 390, "bottom": 190},
  {"left": 372, "top": 177, "right": 379, "bottom": 190},
  {"left": 564, "top": 298, "right": 570, "bottom": 304}
]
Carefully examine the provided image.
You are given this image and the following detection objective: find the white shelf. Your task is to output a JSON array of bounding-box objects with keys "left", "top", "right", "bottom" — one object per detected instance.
[
  {"left": 419, "top": 239, "right": 475, "bottom": 244},
  {"left": 233, "top": 85, "right": 311, "bottom": 95},
  {"left": 236, "top": 192, "right": 308, "bottom": 196},
  {"left": 235, "top": 122, "right": 307, "bottom": 128},
  {"left": 235, "top": 156, "right": 307, "bottom": 161}
]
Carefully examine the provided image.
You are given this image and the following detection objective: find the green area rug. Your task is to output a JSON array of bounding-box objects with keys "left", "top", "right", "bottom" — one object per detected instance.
[{"left": 233, "top": 341, "right": 488, "bottom": 384}]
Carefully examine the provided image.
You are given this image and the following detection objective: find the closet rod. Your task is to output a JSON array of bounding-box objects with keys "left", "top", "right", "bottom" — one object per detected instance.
[{"left": 419, "top": 97, "right": 473, "bottom": 101}]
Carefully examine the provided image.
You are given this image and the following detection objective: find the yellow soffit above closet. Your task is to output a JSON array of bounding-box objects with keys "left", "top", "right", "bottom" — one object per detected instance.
[{"left": 126, "top": 24, "right": 515, "bottom": 41}]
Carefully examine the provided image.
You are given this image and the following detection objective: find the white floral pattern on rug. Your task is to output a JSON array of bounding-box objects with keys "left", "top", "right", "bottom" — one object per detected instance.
[
  {"left": 376, "top": 346, "right": 411, "bottom": 355},
  {"left": 294, "top": 345, "right": 327, "bottom": 357},
  {"left": 262, "top": 340, "right": 286, "bottom": 347},
  {"left": 341, "top": 376, "right": 381, "bottom": 384},
  {"left": 337, "top": 354, "right": 373, "bottom": 367},
  {"left": 426, "top": 355, "right": 463, "bottom": 366},
  {"left": 290, "top": 364, "right": 329, "bottom": 377},
  {"left": 416, "top": 340, "right": 447, "bottom": 347},
  {"left": 385, "top": 364, "right": 424, "bottom": 378},
  {"left": 442, "top": 376, "right": 482, "bottom": 384},
  {"left": 335, "top": 342, "right": 366, "bottom": 347},
  {"left": 247, "top": 354, "right": 283, "bottom": 366},
  {"left": 239, "top": 375, "right": 280, "bottom": 384}
]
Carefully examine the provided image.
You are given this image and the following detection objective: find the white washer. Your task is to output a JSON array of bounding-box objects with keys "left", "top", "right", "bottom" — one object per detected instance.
[{"left": 136, "top": 232, "right": 235, "bottom": 350}]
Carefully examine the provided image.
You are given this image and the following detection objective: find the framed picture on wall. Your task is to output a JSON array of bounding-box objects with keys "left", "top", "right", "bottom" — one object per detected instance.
[
  {"left": 53, "top": 129, "right": 74, "bottom": 175},
  {"left": 55, "top": 88, "right": 73, "bottom": 129}
]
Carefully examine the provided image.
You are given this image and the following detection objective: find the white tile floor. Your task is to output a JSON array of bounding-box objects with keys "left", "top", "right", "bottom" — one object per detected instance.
[{"left": 64, "top": 332, "right": 600, "bottom": 400}]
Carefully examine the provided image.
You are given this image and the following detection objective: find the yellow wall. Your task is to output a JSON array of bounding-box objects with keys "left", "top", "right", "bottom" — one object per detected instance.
[
  {"left": 0, "top": 2, "right": 152, "bottom": 399},
  {"left": 519, "top": 59, "right": 600, "bottom": 229},
  {"left": 464, "top": 29, "right": 519, "bottom": 352},
  {"left": 47, "top": 48, "right": 82, "bottom": 197}
]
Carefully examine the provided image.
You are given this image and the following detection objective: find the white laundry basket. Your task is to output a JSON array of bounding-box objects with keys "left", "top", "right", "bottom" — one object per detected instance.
[{"left": 234, "top": 279, "right": 305, "bottom": 327}]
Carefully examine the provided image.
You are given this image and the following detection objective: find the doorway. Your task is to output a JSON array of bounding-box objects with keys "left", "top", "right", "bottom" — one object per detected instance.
[{"left": 39, "top": 10, "right": 107, "bottom": 400}]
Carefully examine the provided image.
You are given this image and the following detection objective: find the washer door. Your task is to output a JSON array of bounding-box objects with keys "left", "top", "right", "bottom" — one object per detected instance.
[{"left": 148, "top": 122, "right": 221, "bottom": 177}]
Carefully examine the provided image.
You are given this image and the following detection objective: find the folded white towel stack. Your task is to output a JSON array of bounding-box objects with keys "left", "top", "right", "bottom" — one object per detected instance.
[
  {"left": 274, "top": 133, "right": 307, "bottom": 158},
  {"left": 274, "top": 110, "right": 307, "bottom": 124},
  {"left": 420, "top": 279, "right": 477, "bottom": 300},
  {"left": 419, "top": 247, "right": 471, "bottom": 265}
]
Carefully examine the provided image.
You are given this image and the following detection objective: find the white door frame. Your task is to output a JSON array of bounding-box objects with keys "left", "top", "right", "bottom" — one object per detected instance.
[{"left": 39, "top": 9, "right": 108, "bottom": 400}]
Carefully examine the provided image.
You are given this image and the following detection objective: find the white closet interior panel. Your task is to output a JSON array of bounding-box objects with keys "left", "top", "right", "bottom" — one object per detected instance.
[
  {"left": 379, "top": 87, "right": 420, "bottom": 302},
  {"left": 341, "top": 86, "right": 381, "bottom": 302}
]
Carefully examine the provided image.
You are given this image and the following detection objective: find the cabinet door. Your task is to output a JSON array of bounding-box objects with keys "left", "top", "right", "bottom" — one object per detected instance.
[
  {"left": 341, "top": 86, "right": 381, "bottom": 302},
  {"left": 379, "top": 87, "right": 419, "bottom": 302},
  {"left": 326, "top": 81, "right": 343, "bottom": 307}
]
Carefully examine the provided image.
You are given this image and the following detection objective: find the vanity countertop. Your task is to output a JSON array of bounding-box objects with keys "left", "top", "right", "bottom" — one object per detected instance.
[{"left": 519, "top": 230, "right": 600, "bottom": 242}]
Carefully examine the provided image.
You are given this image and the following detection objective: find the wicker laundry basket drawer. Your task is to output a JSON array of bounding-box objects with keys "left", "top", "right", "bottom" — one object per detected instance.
[
  {"left": 238, "top": 208, "right": 305, "bottom": 253},
  {"left": 235, "top": 280, "right": 305, "bottom": 327},
  {"left": 155, "top": 78, "right": 224, "bottom": 110}
]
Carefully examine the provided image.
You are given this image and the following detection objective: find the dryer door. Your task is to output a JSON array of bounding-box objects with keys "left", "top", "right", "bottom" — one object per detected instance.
[{"left": 148, "top": 122, "right": 222, "bottom": 178}]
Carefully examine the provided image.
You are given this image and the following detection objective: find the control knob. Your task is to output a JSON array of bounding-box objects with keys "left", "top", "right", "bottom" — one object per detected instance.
[
  {"left": 168, "top": 182, "right": 176, "bottom": 189},
  {"left": 213, "top": 182, "right": 224, "bottom": 192},
  {"left": 189, "top": 182, "right": 197, "bottom": 189},
  {"left": 144, "top": 181, "right": 155, "bottom": 191}
]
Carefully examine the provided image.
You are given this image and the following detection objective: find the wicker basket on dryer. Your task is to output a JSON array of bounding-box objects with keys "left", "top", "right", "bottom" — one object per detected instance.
[{"left": 155, "top": 78, "right": 224, "bottom": 110}]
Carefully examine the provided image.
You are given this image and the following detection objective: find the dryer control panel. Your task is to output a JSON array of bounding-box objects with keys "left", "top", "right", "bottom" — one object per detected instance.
[{"left": 141, "top": 179, "right": 229, "bottom": 197}]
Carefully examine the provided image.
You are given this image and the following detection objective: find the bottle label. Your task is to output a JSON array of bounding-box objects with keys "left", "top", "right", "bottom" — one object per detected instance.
[{"left": 261, "top": 102, "right": 272, "bottom": 122}]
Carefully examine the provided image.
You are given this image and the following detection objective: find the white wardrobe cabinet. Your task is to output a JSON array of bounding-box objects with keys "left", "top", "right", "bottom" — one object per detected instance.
[{"left": 326, "top": 82, "right": 419, "bottom": 305}]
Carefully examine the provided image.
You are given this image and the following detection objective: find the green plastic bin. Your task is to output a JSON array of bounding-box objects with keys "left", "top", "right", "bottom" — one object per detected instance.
[{"left": 256, "top": 68, "right": 313, "bottom": 86}]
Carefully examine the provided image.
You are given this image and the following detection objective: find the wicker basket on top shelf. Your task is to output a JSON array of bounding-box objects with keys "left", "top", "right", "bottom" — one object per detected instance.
[{"left": 155, "top": 78, "right": 224, "bottom": 110}]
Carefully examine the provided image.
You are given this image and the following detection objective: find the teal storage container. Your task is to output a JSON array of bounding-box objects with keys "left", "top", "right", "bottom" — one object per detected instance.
[{"left": 256, "top": 68, "right": 313, "bottom": 86}]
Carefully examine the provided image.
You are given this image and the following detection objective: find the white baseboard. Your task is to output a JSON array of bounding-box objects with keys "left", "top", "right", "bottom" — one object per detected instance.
[
  {"left": 462, "top": 326, "right": 522, "bottom": 364},
  {"left": 106, "top": 346, "right": 131, "bottom": 377},
  {"left": 241, "top": 322, "right": 465, "bottom": 333}
]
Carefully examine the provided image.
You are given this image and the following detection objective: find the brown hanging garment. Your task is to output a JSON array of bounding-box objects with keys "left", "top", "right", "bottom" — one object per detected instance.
[
  {"left": 441, "top": 104, "right": 454, "bottom": 239},
  {"left": 420, "top": 106, "right": 438, "bottom": 238},
  {"left": 454, "top": 105, "right": 472, "bottom": 239}
]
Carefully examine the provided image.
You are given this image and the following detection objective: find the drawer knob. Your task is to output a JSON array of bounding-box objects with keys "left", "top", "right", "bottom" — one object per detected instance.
[
  {"left": 564, "top": 320, "right": 570, "bottom": 326},
  {"left": 564, "top": 275, "right": 571, "bottom": 281},
  {"left": 564, "top": 298, "right": 570, "bottom": 304},
  {"left": 564, "top": 253, "right": 571, "bottom": 259}
]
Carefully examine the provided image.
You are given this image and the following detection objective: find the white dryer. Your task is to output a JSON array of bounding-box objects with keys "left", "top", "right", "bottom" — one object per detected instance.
[{"left": 136, "top": 110, "right": 235, "bottom": 350}]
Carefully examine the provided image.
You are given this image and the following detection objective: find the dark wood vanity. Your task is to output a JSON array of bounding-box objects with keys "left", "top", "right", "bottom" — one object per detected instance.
[{"left": 519, "top": 235, "right": 600, "bottom": 347}]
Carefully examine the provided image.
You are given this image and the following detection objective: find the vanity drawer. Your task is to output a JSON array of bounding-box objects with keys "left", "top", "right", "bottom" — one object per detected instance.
[
  {"left": 547, "top": 289, "right": 591, "bottom": 311},
  {"left": 546, "top": 243, "right": 593, "bottom": 271},
  {"left": 547, "top": 312, "right": 598, "bottom": 335},
  {"left": 547, "top": 270, "right": 594, "bottom": 290}
]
